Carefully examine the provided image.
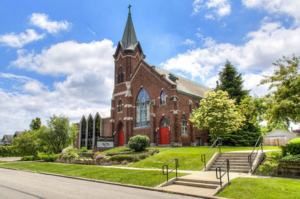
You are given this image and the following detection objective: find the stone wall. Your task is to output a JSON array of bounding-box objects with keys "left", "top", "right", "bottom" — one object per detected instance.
[{"left": 277, "top": 161, "right": 300, "bottom": 178}]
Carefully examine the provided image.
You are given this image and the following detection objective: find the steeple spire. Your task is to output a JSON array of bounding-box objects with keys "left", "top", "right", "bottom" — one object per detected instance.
[{"left": 121, "top": 5, "right": 138, "bottom": 50}]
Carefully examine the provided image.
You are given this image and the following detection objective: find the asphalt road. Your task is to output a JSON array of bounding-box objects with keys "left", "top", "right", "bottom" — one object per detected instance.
[{"left": 0, "top": 168, "right": 199, "bottom": 199}]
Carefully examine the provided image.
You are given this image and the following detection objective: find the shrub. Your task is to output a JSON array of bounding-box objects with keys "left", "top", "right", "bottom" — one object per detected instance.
[
  {"left": 21, "top": 155, "right": 41, "bottom": 161},
  {"left": 80, "top": 147, "right": 88, "bottom": 153},
  {"left": 128, "top": 135, "right": 150, "bottom": 152},
  {"left": 281, "top": 154, "right": 300, "bottom": 162},
  {"left": 109, "top": 154, "right": 137, "bottom": 162},
  {"left": 58, "top": 152, "right": 79, "bottom": 160},
  {"left": 139, "top": 153, "right": 149, "bottom": 159},
  {"left": 39, "top": 154, "right": 59, "bottom": 162},
  {"left": 0, "top": 146, "right": 27, "bottom": 157},
  {"left": 284, "top": 138, "right": 300, "bottom": 155}
]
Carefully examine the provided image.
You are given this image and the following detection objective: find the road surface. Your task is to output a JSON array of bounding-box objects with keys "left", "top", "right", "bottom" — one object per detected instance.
[{"left": 0, "top": 168, "right": 199, "bottom": 199}]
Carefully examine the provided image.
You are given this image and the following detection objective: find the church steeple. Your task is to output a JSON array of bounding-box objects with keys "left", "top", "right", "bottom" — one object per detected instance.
[{"left": 121, "top": 5, "right": 138, "bottom": 51}]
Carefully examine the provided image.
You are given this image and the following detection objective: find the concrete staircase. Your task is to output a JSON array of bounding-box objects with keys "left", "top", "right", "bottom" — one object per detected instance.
[
  {"left": 158, "top": 175, "right": 227, "bottom": 198},
  {"left": 209, "top": 152, "right": 254, "bottom": 173}
]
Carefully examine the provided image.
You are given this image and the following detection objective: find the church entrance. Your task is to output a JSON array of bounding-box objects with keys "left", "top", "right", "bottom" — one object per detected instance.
[
  {"left": 159, "top": 117, "right": 169, "bottom": 145},
  {"left": 119, "top": 124, "right": 124, "bottom": 146}
]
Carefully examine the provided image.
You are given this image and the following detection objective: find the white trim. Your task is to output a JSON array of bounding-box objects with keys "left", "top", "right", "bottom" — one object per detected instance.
[{"left": 114, "top": 52, "right": 142, "bottom": 62}]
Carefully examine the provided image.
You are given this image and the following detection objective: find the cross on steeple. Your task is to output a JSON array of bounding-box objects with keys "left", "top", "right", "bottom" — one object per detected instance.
[{"left": 128, "top": 4, "right": 132, "bottom": 16}]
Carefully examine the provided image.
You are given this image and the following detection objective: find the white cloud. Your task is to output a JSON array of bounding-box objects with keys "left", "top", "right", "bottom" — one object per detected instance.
[
  {"left": 0, "top": 29, "right": 45, "bottom": 48},
  {"left": 30, "top": 13, "right": 72, "bottom": 34},
  {"left": 10, "top": 39, "right": 115, "bottom": 76},
  {"left": 242, "top": 0, "right": 300, "bottom": 22},
  {"left": 181, "top": 39, "right": 196, "bottom": 45},
  {"left": 0, "top": 39, "right": 115, "bottom": 136},
  {"left": 160, "top": 21, "right": 300, "bottom": 96},
  {"left": 193, "top": 0, "right": 231, "bottom": 19},
  {"left": 205, "top": 14, "right": 215, "bottom": 20}
]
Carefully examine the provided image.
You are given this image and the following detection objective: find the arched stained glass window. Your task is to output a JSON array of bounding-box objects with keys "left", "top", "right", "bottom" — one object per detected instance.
[
  {"left": 87, "top": 117, "right": 93, "bottom": 149},
  {"left": 118, "top": 67, "right": 124, "bottom": 84},
  {"left": 181, "top": 115, "right": 187, "bottom": 135},
  {"left": 95, "top": 115, "right": 101, "bottom": 138},
  {"left": 160, "top": 91, "right": 166, "bottom": 105},
  {"left": 160, "top": 117, "right": 169, "bottom": 127},
  {"left": 136, "top": 88, "right": 150, "bottom": 127},
  {"left": 80, "top": 118, "right": 86, "bottom": 148},
  {"left": 118, "top": 100, "right": 123, "bottom": 112}
]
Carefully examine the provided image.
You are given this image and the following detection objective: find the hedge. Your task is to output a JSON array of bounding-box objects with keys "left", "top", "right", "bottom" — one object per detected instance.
[{"left": 0, "top": 146, "right": 26, "bottom": 157}]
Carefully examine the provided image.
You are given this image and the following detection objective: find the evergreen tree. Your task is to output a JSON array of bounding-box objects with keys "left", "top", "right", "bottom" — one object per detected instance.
[{"left": 217, "top": 61, "right": 249, "bottom": 104}]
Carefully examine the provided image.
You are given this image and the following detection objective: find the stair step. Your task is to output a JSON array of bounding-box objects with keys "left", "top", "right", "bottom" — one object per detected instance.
[
  {"left": 178, "top": 178, "right": 220, "bottom": 185},
  {"left": 174, "top": 180, "right": 219, "bottom": 189},
  {"left": 215, "top": 160, "right": 249, "bottom": 163},
  {"left": 210, "top": 168, "right": 249, "bottom": 173},
  {"left": 213, "top": 163, "right": 250, "bottom": 166},
  {"left": 217, "top": 157, "right": 249, "bottom": 160},
  {"left": 211, "top": 165, "right": 250, "bottom": 169}
]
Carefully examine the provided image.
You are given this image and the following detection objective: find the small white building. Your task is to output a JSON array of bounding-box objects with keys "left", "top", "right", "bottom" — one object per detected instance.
[{"left": 264, "top": 129, "right": 299, "bottom": 146}]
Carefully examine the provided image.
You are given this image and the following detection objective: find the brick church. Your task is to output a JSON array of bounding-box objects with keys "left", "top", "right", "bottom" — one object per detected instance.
[{"left": 74, "top": 7, "right": 212, "bottom": 150}]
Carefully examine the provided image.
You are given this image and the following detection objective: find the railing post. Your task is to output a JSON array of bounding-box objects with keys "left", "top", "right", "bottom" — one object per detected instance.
[
  {"left": 176, "top": 159, "right": 178, "bottom": 179},
  {"left": 167, "top": 165, "right": 169, "bottom": 182}
]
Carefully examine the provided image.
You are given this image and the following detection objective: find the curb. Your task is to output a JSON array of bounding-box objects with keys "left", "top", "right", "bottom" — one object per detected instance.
[{"left": 0, "top": 166, "right": 223, "bottom": 199}]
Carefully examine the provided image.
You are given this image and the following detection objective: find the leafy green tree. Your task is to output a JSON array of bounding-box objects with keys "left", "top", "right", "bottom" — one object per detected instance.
[
  {"left": 30, "top": 117, "right": 41, "bottom": 131},
  {"left": 38, "top": 115, "right": 78, "bottom": 154},
  {"left": 264, "top": 121, "right": 290, "bottom": 132},
  {"left": 217, "top": 61, "right": 250, "bottom": 104},
  {"left": 190, "top": 90, "right": 245, "bottom": 141},
  {"left": 240, "top": 95, "right": 266, "bottom": 125},
  {"left": 260, "top": 55, "right": 300, "bottom": 126},
  {"left": 12, "top": 130, "right": 41, "bottom": 156}
]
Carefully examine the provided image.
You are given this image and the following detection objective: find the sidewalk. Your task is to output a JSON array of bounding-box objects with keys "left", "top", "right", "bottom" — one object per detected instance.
[{"left": 0, "top": 157, "right": 22, "bottom": 162}]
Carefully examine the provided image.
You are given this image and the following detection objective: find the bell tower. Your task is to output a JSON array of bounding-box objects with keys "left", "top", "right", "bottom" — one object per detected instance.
[{"left": 113, "top": 5, "right": 145, "bottom": 85}]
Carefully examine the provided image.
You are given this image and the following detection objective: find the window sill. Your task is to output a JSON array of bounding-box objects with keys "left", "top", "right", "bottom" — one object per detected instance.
[
  {"left": 159, "top": 104, "right": 167, "bottom": 107},
  {"left": 181, "top": 134, "right": 188, "bottom": 137},
  {"left": 117, "top": 111, "right": 123, "bottom": 114}
]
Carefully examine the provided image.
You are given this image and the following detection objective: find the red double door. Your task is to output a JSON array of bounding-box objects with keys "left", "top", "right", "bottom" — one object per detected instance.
[
  {"left": 160, "top": 127, "right": 169, "bottom": 145},
  {"left": 119, "top": 124, "right": 124, "bottom": 146}
]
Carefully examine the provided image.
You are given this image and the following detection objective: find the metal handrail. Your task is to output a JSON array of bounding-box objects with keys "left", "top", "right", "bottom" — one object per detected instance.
[
  {"left": 216, "top": 159, "right": 230, "bottom": 190},
  {"left": 248, "top": 136, "right": 263, "bottom": 172},
  {"left": 162, "top": 158, "right": 178, "bottom": 182},
  {"left": 201, "top": 138, "right": 222, "bottom": 169}
]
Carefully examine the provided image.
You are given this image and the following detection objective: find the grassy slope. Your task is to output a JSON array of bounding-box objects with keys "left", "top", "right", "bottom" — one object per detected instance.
[
  {"left": 254, "top": 151, "right": 282, "bottom": 176},
  {"left": 0, "top": 162, "right": 185, "bottom": 187},
  {"left": 217, "top": 177, "right": 300, "bottom": 199},
  {"left": 125, "top": 146, "right": 280, "bottom": 170}
]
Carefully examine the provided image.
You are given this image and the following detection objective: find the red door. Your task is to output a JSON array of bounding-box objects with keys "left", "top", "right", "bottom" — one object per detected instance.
[
  {"left": 119, "top": 131, "right": 124, "bottom": 146},
  {"left": 160, "top": 127, "right": 169, "bottom": 145}
]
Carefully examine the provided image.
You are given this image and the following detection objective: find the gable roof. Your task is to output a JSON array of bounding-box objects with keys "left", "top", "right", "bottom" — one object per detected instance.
[
  {"left": 152, "top": 66, "right": 213, "bottom": 99},
  {"left": 13, "top": 131, "right": 23, "bottom": 138},
  {"left": 2, "top": 134, "right": 13, "bottom": 142}
]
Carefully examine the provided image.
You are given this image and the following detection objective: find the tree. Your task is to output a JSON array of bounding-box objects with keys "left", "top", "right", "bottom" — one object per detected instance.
[
  {"left": 38, "top": 115, "right": 78, "bottom": 154},
  {"left": 12, "top": 130, "right": 41, "bottom": 156},
  {"left": 264, "top": 121, "right": 290, "bottom": 132},
  {"left": 190, "top": 90, "right": 245, "bottom": 141},
  {"left": 217, "top": 61, "right": 250, "bottom": 104},
  {"left": 260, "top": 55, "right": 300, "bottom": 126},
  {"left": 30, "top": 117, "right": 41, "bottom": 131}
]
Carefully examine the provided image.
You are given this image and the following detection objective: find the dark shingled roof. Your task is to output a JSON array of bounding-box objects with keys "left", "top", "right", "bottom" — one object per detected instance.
[
  {"left": 120, "top": 8, "right": 138, "bottom": 51},
  {"left": 151, "top": 66, "right": 213, "bottom": 99}
]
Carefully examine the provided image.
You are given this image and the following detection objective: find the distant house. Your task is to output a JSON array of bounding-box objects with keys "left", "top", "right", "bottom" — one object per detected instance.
[
  {"left": 263, "top": 129, "right": 300, "bottom": 146},
  {"left": 1, "top": 134, "right": 14, "bottom": 146},
  {"left": 291, "top": 127, "right": 300, "bottom": 136},
  {"left": 13, "top": 131, "right": 23, "bottom": 138}
]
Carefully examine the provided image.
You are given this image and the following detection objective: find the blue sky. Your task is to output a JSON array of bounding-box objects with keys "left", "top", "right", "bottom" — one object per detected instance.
[{"left": 1, "top": 0, "right": 300, "bottom": 137}]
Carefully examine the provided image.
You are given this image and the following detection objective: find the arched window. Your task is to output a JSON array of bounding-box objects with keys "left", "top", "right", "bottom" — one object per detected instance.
[
  {"left": 80, "top": 118, "right": 86, "bottom": 148},
  {"left": 118, "top": 100, "right": 123, "bottom": 112},
  {"left": 160, "top": 91, "right": 166, "bottom": 105},
  {"left": 95, "top": 115, "right": 101, "bottom": 138},
  {"left": 160, "top": 117, "right": 169, "bottom": 127},
  {"left": 195, "top": 103, "right": 199, "bottom": 109},
  {"left": 87, "top": 117, "right": 93, "bottom": 149},
  {"left": 118, "top": 67, "right": 124, "bottom": 84},
  {"left": 181, "top": 115, "right": 187, "bottom": 135},
  {"left": 136, "top": 88, "right": 150, "bottom": 127}
]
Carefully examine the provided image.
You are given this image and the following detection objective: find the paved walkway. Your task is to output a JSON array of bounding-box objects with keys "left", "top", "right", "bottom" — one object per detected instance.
[{"left": 0, "top": 157, "right": 22, "bottom": 162}]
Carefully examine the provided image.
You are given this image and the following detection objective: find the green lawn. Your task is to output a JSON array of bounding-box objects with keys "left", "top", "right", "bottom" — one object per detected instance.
[
  {"left": 0, "top": 162, "right": 185, "bottom": 187},
  {"left": 123, "top": 146, "right": 280, "bottom": 171},
  {"left": 217, "top": 177, "right": 300, "bottom": 199},
  {"left": 254, "top": 151, "right": 282, "bottom": 176}
]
